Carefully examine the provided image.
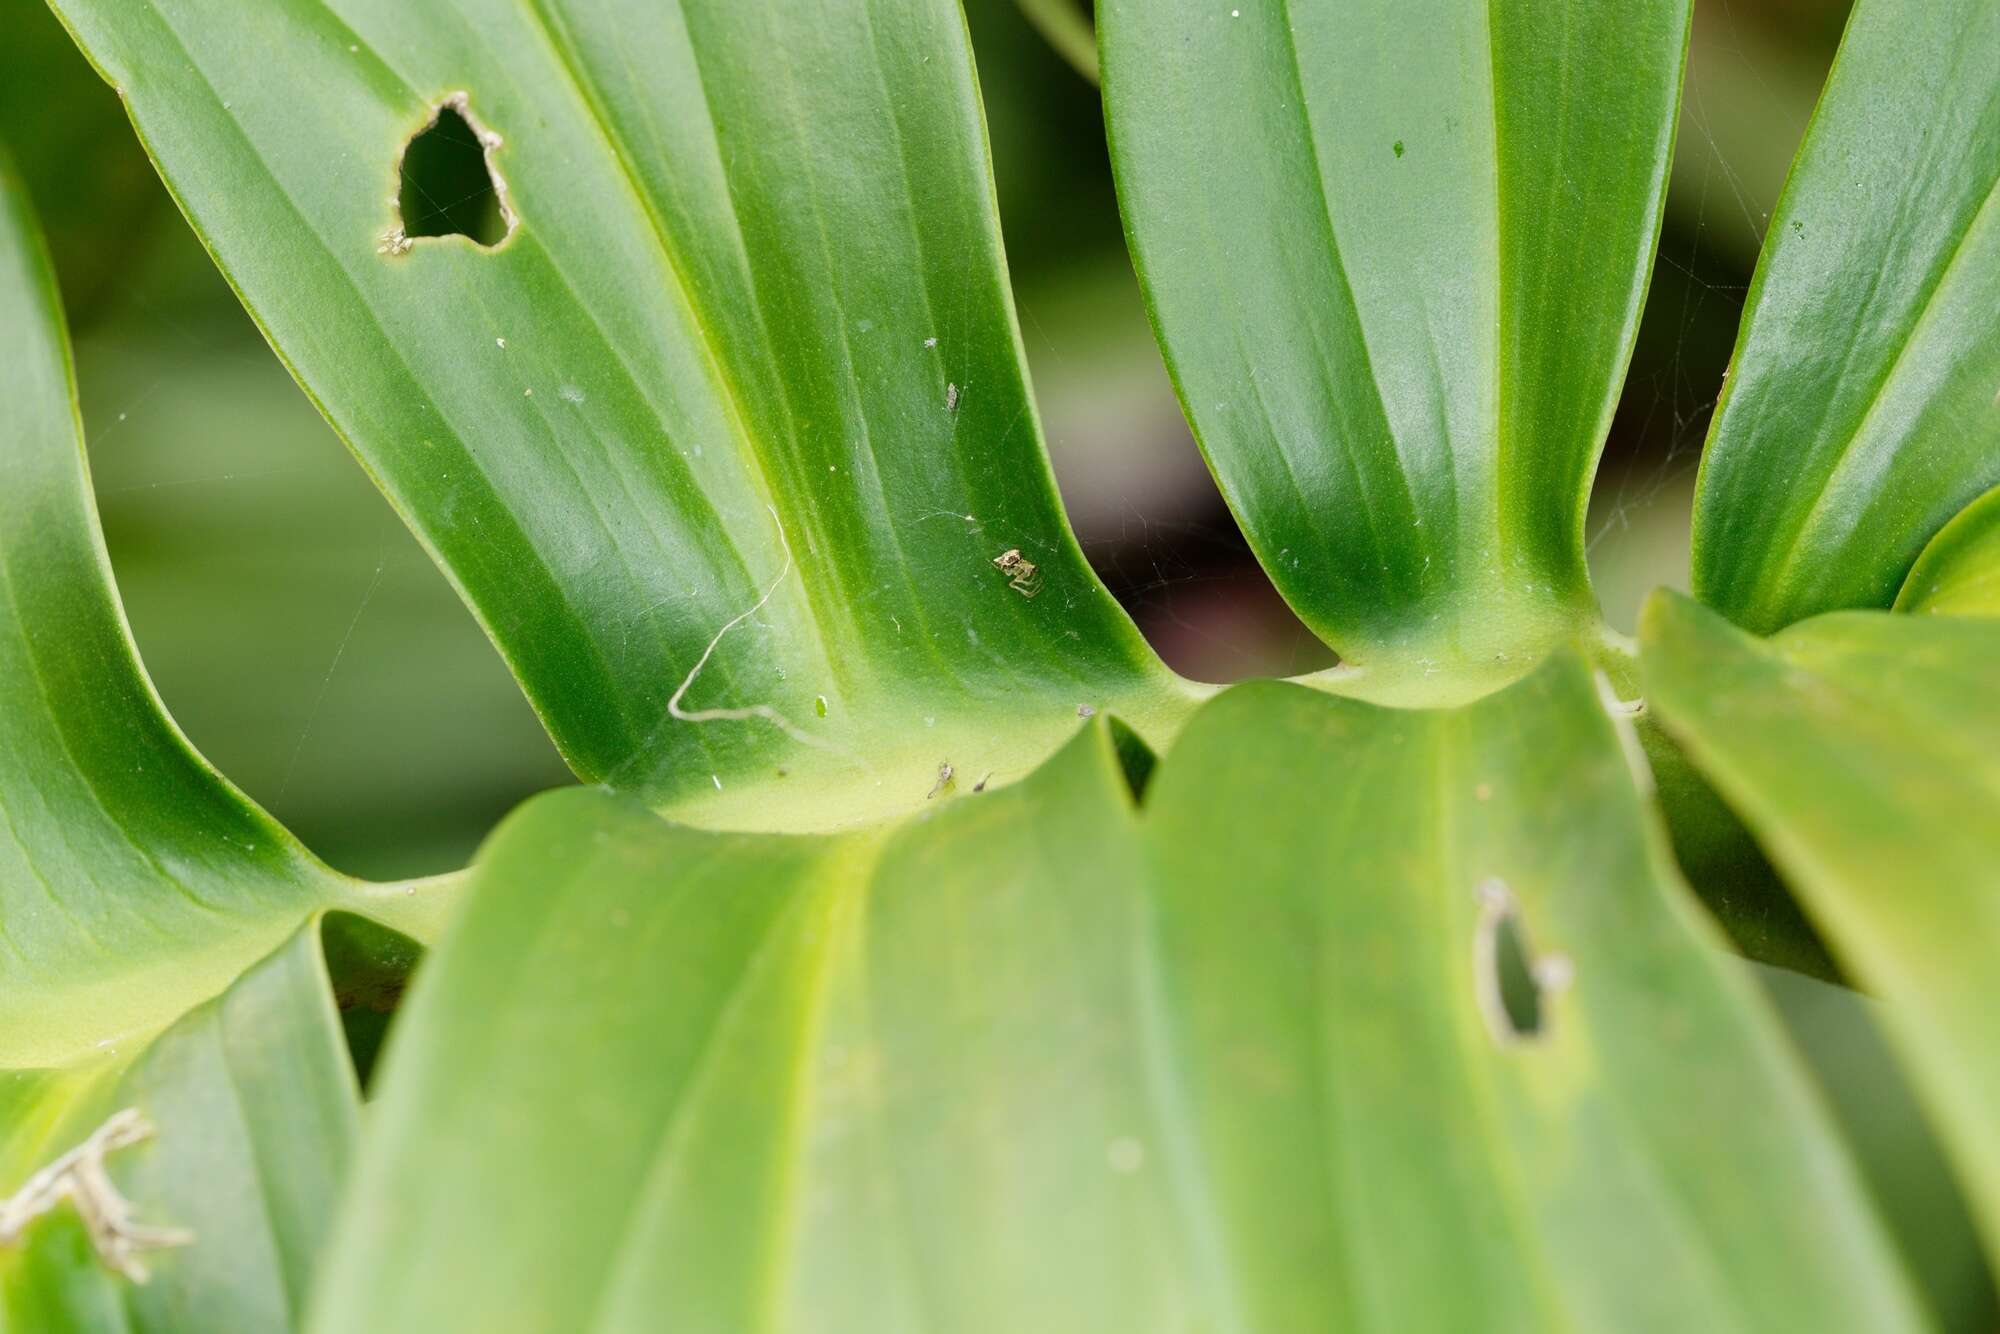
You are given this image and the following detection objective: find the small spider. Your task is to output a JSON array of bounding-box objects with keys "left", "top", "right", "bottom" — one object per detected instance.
[{"left": 992, "top": 548, "right": 1041, "bottom": 598}]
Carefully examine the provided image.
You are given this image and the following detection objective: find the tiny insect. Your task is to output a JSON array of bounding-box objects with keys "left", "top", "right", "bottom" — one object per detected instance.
[
  {"left": 991, "top": 548, "right": 1041, "bottom": 598},
  {"left": 946, "top": 382, "right": 961, "bottom": 413},
  {"left": 928, "top": 761, "right": 954, "bottom": 799}
]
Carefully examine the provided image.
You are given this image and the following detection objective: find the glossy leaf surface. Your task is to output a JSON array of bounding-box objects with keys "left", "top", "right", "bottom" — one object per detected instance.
[
  {"left": 1896, "top": 483, "right": 2000, "bottom": 617},
  {"left": 1099, "top": 0, "right": 1690, "bottom": 696},
  {"left": 51, "top": 0, "right": 1196, "bottom": 829},
  {"left": 1690, "top": 0, "right": 2000, "bottom": 633},
  {"left": 0, "top": 155, "right": 438, "bottom": 1327},
  {"left": 314, "top": 660, "right": 1921, "bottom": 1332},
  {"left": 1645, "top": 591, "right": 2000, "bottom": 1267}
]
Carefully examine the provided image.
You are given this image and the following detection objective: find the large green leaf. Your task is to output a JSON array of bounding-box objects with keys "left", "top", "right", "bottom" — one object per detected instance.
[
  {"left": 50, "top": 0, "right": 1199, "bottom": 830},
  {"left": 1644, "top": 591, "right": 2000, "bottom": 1267},
  {"left": 1098, "top": 0, "right": 1690, "bottom": 698},
  {"left": 1689, "top": 0, "right": 2000, "bottom": 634},
  {"left": 1896, "top": 483, "right": 2000, "bottom": 617},
  {"left": 0, "top": 153, "right": 439, "bottom": 1326},
  {"left": 312, "top": 658, "right": 1924, "bottom": 1332}
]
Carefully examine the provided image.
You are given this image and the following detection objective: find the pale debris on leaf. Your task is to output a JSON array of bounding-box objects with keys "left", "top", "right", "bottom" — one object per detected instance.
[
  {"left": 991, "top": 549, "right": 1042, "bottom": 598},
  {"left": 0, "top": 1108, "right": 192, "bottom": 1282}
]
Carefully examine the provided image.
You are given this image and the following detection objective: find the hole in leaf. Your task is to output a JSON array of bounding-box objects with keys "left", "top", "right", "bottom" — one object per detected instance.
[
  {"left": 1492, "top": 910, "right": 1543, "bottom": 1036},
  {"left": 1474, "top": 879, "right": 1571, "bottom": 1043},
  {"left": 390, "top": 95, "right": 511, "bottom": 250}
]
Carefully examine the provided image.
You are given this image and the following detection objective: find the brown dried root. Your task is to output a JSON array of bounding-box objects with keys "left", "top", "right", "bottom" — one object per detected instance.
[{"left": 0, "top": 1109, "right": 192, "bottom": 1281}]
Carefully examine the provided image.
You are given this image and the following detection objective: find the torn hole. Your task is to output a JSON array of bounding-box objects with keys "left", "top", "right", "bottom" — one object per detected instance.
[
  {"left": 1473, "top": 879, "right": 1572, "bottom": 1043},
  {"left": 381, "top": 92, "right": 514, "bottom": 254}
]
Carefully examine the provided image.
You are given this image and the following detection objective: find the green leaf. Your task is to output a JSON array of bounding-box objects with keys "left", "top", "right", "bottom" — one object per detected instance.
[
  {"left": 1896, "top": 483, "right": 2000, "bottom": 617},
  {"left": 49, "top": 0, "right": 1198, "bottom": 829},
  {"left": 3, "top": 916, "right": 414, "bottom": 1333},
  {"left": 0, "top": 152, "right": 440, "bottom": 1326},
  {"left": 1757, "top": 965, "right": 1998, "bottom": 1331},
  {"left": 1644, "top": 590, "right": 2000, "bottom": 1269},
  {"left": 1689, "top": 0, "right": 2000, "bottom": 634},
  {"left": 1098, "top": 0, "right": 1690, "bottom": 698},
  {"left": 313, "top": 658, "right": 1923, "bottom": 1332}
]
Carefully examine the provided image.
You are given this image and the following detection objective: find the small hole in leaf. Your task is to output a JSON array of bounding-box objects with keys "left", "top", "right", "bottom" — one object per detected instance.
[
  {"left": 1492, "top": 910, "right": 1543, "bottom": 1036},
  {"left": 1474, "top": 879, "right": 1571, "bottom": 1043},
  {"left": 392, "top": 95, "right": 510, "bottom": 250}
]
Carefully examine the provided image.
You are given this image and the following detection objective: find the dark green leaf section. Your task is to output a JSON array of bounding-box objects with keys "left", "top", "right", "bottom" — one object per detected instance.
[
  {"left": 1690, "top": 0, "right": 2000, "bottom": 633},
  {"left": 50, "top": 0, "right": 1195, "bottom": 828},
  {"left": 1644, "top": 591, "right": 2000, "bottom": 1270},
  {"left": 1897, "top": 483, "right": 2000, "bottom": 617},
  {"left": 2, "top": 917, "right": 410, "bottom": 1333},
  {"left": 1099, "top": 0, "right": 1689, "bottom": 698},
  {"left": 314, "top": 661, "right": 1921, "bottom": 1332}
]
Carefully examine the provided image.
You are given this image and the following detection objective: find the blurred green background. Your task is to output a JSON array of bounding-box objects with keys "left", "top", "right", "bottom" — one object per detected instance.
[{"left": 0, "top": 0, "right": 1851, "bottom": 879}]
